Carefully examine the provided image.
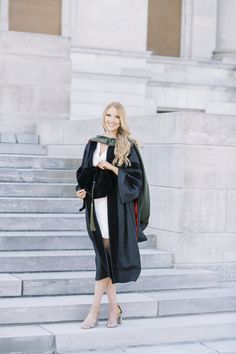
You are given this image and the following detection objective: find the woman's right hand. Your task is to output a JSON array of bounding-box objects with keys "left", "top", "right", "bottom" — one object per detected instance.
[{"left": 76, "top": 189, "right": 87, "bottom": 199}]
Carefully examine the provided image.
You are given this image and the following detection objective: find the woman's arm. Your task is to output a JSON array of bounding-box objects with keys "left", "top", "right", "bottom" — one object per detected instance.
[
  {"left": 97, "top": 161, "right": 118, "bottom": 175},
  {"left": 110, "top": 165, "right": 118, "bottom": 175}
]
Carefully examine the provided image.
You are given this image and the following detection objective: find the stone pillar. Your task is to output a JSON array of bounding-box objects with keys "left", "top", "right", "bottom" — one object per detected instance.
[
  {"left": 61, "top": 0, "right": 77, "bottom": 38},
  {"left": 213, "top": 0, "right": 236, "bottom": 62},
  {"left": 71, "top": 0, "right": 149, "bottom": 52},
  {"left": 0, "top": 0, "right": 9, "bottom": 31}
]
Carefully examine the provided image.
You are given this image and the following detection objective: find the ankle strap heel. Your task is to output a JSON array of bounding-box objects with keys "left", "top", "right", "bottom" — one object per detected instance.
[{"left": 106, "top": 303, "right": 122, "bottom": 328}]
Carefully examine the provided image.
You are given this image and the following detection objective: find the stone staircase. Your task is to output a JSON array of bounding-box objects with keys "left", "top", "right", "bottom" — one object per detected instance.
[{"left": 0, "top": 133, "right": 236, "bottom": 354}]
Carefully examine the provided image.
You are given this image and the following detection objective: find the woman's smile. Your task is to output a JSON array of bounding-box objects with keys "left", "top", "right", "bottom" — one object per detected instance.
[{"left": 104, "top": 106, "right": 120, "bottom": 135}]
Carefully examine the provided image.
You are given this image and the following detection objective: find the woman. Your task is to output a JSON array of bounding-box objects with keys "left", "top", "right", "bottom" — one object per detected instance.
[{"left": 75, "top": 101, "right": 150, "bottom": 329}]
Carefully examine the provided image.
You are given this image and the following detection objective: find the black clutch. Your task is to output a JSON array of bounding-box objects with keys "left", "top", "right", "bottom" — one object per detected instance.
[{"left": 76, "top": 165, "right": 113, "bottom": 199}]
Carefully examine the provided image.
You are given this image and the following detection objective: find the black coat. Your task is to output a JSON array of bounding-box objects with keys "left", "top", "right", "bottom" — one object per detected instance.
[{"left": 76, "top": 140, "right": 147, "bottom": 284}]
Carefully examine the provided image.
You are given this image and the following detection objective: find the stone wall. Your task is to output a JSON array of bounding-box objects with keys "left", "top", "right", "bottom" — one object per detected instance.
[
  {"left": 140, "top": 112, "right": 236, "bottom": 280},
  {"left": 0, "top": 31, "right": 71, "bottom": 132}
]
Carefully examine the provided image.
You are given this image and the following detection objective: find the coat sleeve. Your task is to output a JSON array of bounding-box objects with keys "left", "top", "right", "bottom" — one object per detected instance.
[
  {"left": 75, "top": 142, "right": 90, "bottom": 191},
  {"left": 117, "top": 145, "right": 143, "bottom": 203}
]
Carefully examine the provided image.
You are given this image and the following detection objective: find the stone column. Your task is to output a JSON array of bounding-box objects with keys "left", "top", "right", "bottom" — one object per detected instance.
[
  {"left": 213, "top": 0, "right": 236, "bottom": 62},
  {"left": 0, "top": 0, "right": 9, "bottom": 31},
  {"left": 61, "top": 0, "right": 77, "bottom": 38}
]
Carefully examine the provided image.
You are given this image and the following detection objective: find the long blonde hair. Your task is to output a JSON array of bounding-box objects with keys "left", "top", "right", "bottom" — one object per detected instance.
[{"left": 102, "top": 102, "right": 133, "bottom": 167}]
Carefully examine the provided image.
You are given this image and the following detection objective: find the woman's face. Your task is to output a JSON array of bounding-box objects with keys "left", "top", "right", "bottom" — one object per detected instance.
[{"left": 104, "top": 106, "right": 120, "bottom": 135}]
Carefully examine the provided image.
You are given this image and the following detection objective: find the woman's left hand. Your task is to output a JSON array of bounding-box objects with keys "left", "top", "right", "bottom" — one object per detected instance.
[
  {"left": 97, "top": 160, "right": 119, "bottom": 175},
  {"left": 97, "top": 160, "right": 113, "bottom": 171}
]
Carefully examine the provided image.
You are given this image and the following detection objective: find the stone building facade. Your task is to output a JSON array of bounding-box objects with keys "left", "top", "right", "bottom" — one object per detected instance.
[{"left": 1, "top": 0, "right": 236, "bottom": 279}]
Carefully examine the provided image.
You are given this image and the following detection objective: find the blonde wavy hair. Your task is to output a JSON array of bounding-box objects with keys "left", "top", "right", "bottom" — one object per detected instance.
[{"left": 102, "top": 102, "right": 138, "bottom": 167}]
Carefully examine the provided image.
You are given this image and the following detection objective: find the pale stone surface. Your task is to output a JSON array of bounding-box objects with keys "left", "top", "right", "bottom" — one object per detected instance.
[
  {"left": 0, "top": 198, "right": 80, "bottom": 213},
  {"left": 0, "top": 155, "right": 79, "bottom": 169},
  {"left": 176, "top": 263, "right": 236, "bottom": 282},
  {"left": 0, "top": 182, "right": 76, "bottom": 197},
  {"left": 191, "top": 0, "right": 217, "bottom": 60},
  {"left": 0, "top": 324, "right": 55, "bottom": 354},
  {"left": 0, "top": 31, "right": 71, "bottom": 131},
  {"left": 206, "top": 101, "right": 236, "bottom": 115},
  {"left": 0, "top": 169, "right": 75, "bottom": 183},
  {"left": 226, "top": 190, "right": 236, "bottom": 231},
  {"left": 36, "top": 112, "right": 236, "bottom": 146},
  {"left": 0, "top": 293, "right": 157, "bottom": 324},
  {"left": 181, "top": 189, "right": 226, "bottom": 232},
  {"left": 156, "top": 230, "right": 236, "bottom": 263},
  {"left": 213, "top": 0, "right": 236, "bottom": 62},
  {"left": 47, "top": 144, "right": 85, "bottom": 157},
  {"left": 149, "top": 186, "right": 181, "bottom": 231},
  {"left": 0, "top": 83, "right": 70, "bottom": 115},
  {"left": 203, "top": 339, "right": 236, "bottom": 353},
  {"left": 0, "top": 143, "right": 45, "bottom": 155},
  {"left": 145, "top": 288, "right": 236, "bottom": 316},
  {"left": 42, "top": 313, "right": 236, "bottom": 352},
  {"left": 12, "top": 268, "right": 218, "bottom": 296},
  {"left": 182, "top": 146, "right": 236, "bottom": 188},
  {"left": 0, "top": 132, "right": 16, "bottom": 143},
  {"left": 0, "top": 229, "right": 154, "bottom": 251},
  {"left": 142, "top": 145, "right": 183, "bottom": 187},
  {"left": 15, "top": 133, "right": 39, "bottom": 144},
  {"left": 0, "top": 31, "right": 70, "bottom": 57},
  {"left": 0, "top": 230, "right": 88, "bottom": 251},
  {"left": 72, "top": 342, "right": 217, "bottom": 354},
  {"left": 0, "top": 54, "right": 71, "bottom": 85},
  {"left": 146, "top": 56, "right": 236, "bottom": 113},
  {"left": 71, "top": 0, "right": 148, "bottom": 52},
  {"left": 0, "top": 274, "right": 21, "bottom": 297},
  {"left": 0, "top": 249, "right": 172, "bottom": 272},
  {"left": 0, "top": 213, "right": 86, "bottom": 231}
]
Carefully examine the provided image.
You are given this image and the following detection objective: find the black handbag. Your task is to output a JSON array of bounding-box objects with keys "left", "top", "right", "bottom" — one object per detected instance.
[
  {"left": 76, "top": 165, "right": 113, "bottom": 232},
  {"left": 76, "top": 165, "right": 113, "bottom": 199}
]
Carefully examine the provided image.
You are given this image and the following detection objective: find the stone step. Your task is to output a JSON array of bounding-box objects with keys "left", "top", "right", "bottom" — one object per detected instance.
[
  {"left": 47, "top": 144, "right": 84, "bottom": 158},
  {"left": 0, "top": 292, "right": 156, "bottom": 325},
  {"left": 0, "top": 168, "right": 75, "bottom": 182},
  {"left": 0, "top": 132, "right": 39, "bottom": 144},
  {"left": 0, "top": 143, "right": 46, "bottom": 155},
  {"left": 0, "top": 230, "right": 89, "bottom": 251},
  {"left": 1, "top": 313, "right": 236, "bottom": 354},
  {"left": 0, "top": 155, "right": 80, "bottom": 169},
  {"left": 0, "top": 230, "right": 156, "bottom": 250},
  {"left": 0, "top": 197, "right": 81, "bottom": 213},
  {"left": 0, "top": 324, "right": 55, "bottom": 354},
  {"left": 0, "top": 183, "right": 76, "bottom": 197},
  {"left": 145, "top": 287, "right": 236, "bottom": 316},
  {"left": 0, "top": 213, "right": 86, "bottom": 231},
  {"left": 12, "top": 269, "right": 219, "bottom": 296},
  {"left": 0, "top": 249, "right": 172, "bottom": 272},
  {"left": 60, "top": 339, "right": 236, "bottom": 354},
  {"left": 0, "top": 289, "right": 235, "bottom": 325},
  {"left": 0, "top": 274, "right": 21, "bottom": 297},
  {"left": 41, "top": 312, "right": 236, "bottom": 352}
]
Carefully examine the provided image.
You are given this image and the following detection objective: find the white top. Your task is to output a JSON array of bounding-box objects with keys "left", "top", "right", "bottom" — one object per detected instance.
[{"left": 93, "top": 141, "right": 107, "bottom": 165}]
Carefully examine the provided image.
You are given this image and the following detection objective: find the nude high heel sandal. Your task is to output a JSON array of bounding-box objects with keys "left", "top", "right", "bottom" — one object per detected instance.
[
  {"left": 80, "top": 304, "right": 100, "bottom": 329},
  {"left": 106, "top": 303, "right": 122, "bottom": 328}
]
